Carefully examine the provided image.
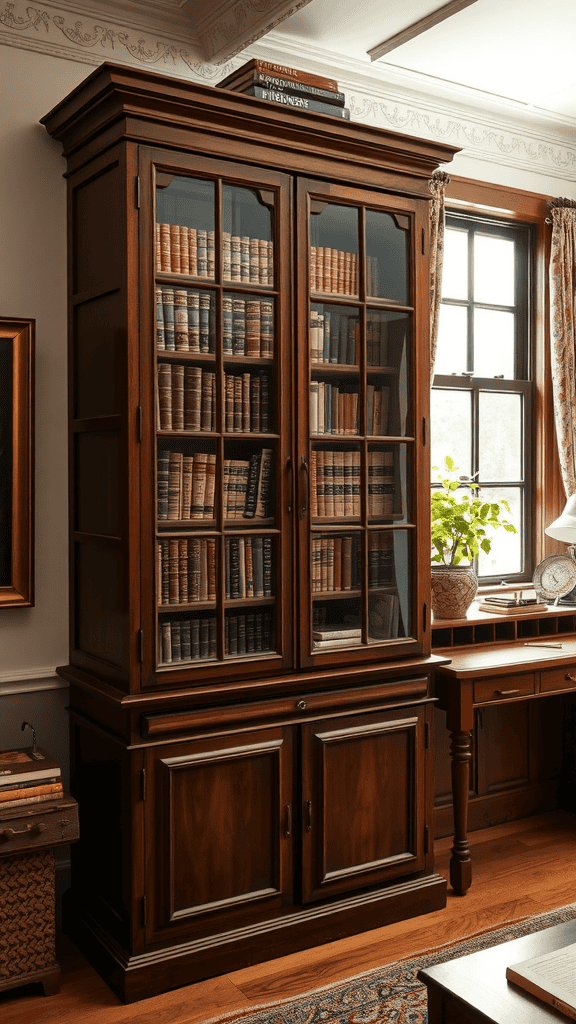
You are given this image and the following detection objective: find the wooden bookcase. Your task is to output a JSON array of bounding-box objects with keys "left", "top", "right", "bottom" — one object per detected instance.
[{"left": 42, "top": 63, "right": 458, "bottom": 1003}]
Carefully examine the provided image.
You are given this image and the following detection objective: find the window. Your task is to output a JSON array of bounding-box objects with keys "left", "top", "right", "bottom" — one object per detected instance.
[{"left": 431, "top": 213, "right": 533, "bottom": 583}]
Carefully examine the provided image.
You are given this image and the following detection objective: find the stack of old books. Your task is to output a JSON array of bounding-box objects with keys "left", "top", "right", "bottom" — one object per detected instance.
[
  {"left": 217, "top": 58, "right": 349, "bottom": 120},
  {"left": 0, "top": 745, "right": 63, "bottom": 810}
]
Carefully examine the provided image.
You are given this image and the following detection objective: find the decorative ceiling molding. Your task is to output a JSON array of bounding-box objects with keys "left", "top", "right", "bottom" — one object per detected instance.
[
  {"left": 1, "top": 0, "right": 575, "bottom": 182},
  {"left": 196, "top": 0, "right": 315, "bottom": 63}
]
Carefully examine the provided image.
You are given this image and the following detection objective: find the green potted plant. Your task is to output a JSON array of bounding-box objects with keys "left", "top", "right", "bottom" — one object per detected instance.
[{"left": 431, "top": 456, "right": 517, "bottom": 619}]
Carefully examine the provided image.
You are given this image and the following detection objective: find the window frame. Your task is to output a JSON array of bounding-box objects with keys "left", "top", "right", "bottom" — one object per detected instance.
[{"left": 432, "top": 209, "right": 535, "bottom": 585}]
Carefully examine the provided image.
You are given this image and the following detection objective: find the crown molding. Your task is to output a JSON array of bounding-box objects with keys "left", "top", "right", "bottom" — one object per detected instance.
[{"left": 1, "top": 0, "right": 575, "bottom": 182}]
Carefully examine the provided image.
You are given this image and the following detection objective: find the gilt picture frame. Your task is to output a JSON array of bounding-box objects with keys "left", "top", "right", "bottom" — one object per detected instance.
[{"left": 0, "top": 317, "right": 35, "bottom": 608}]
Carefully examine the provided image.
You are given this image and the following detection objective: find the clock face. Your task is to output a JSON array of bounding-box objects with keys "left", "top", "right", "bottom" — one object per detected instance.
[{"left": 533, "top": 554, "right": 576, "bottom": 600}]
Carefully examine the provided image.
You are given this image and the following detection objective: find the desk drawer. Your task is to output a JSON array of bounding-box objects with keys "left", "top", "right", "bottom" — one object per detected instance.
[
  {"left": 474, "top": 673, "right": 535, "bottom": 704},
  {"left": 541, "top": 666, "right": 576, "bottom": 693},
  {"left": 0, "top": 800, "right": 79, "bottom": 856}
]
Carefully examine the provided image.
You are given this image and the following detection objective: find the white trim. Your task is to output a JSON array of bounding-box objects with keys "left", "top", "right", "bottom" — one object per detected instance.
[{"left": 0, "top": 671, "right": 68, "bottom": 695}]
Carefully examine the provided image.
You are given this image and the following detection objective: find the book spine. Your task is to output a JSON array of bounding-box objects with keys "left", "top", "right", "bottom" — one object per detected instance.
[
  {"left": 222, "top": 59, "right": 339, "bottom": 93},
  {"left": 254, "top": 448, "right": 273, "bottom": 519},
  {"left": 235, "top": 73, "right": 346, "bottom": 105},
  {"left": 0, "top": 781, "right": 64, "bottom": 803},
  {"left": 246, "top": 86, "right": 350, "bottom": 119}
]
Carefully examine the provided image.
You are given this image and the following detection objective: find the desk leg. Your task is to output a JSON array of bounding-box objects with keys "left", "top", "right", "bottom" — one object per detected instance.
[{"left": 450, "top": 730, "right": 472, "bottom": 896}]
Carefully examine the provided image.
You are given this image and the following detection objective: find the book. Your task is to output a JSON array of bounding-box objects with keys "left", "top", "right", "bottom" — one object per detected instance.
[
  {"left": 0, "top": 746, "right": 62, "bottom": 786},
  {"left": 217, "top": 58, "right": 339, "bottom": 94},
  {"left": 312, "top": 627, "right": 361, "bottom": 641},
  {"left": 506, "top": 943, "right": 576, "bottom": 1019},
  {"left": 477, "top": 602, "right": 549, "bottom": 615},
  {"left": 0, "top": 780, "right": 63, "bottom": 803},
  {"left": 223, "top": 71, "right": 346, "bottom": 106},
  {"left": 242, "top": 86, "right": 351, "bottom": 120}
]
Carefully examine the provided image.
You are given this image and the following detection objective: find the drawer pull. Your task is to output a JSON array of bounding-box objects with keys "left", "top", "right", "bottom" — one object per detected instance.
[
  {"left": 297, "top": 700, "right": 307, "bottom": 710},
  {"left": 0, "top": 822, "right": 46, "bottom": 841},
  {"left": 565, "top": 674, "right": 576, "bottom": 683},
  {"left": 495, "top": 688, "right": 521, "bottom": 696}
]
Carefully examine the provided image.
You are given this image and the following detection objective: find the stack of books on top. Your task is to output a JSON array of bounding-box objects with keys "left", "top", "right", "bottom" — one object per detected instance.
[
  {"left": 0, "top": 746, "right": 63, "bottom": 811},
  {"left": 217, "top": 58, "right": 349, "bottom": 120}
]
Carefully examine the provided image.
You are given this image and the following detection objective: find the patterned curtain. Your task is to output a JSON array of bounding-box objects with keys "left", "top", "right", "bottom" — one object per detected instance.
[
  {"left": 549, "top": 197, "right": 576, "bottom": 497},
  {"left": 429, "top": 170, "right": 450, "bottom": 383}
]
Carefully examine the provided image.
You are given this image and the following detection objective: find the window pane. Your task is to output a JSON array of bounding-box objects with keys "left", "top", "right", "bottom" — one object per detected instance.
[
  {"left": 430, "top": 389, "right": 472, "bottom": 482},
  {"left": 473, "top": 309, "right": 515, "bottom": 378},
  {"left": 476, "top": 487, "right": 522, "bottom": 577},
  {"left": 479, "top": 392, "right": 522, "bottom": 481},
  {"left": 434, "top": 304, "right": 468, "bottom": 374},
  {"left": 442, "top": 228, "right": 468, "bottom": 300},
  {"left": 474, "top": 234, "right": 515, "bottom": 306}
]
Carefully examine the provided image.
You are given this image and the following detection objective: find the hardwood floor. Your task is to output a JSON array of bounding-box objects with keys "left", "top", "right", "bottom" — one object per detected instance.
[{"left": 2, "top": 811, "right": 576, "bottom": 1024}]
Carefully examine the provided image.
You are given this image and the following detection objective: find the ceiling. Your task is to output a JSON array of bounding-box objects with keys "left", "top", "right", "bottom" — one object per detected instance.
[{"left": 51, "top": 0, "right": 576, "bottom": 123}]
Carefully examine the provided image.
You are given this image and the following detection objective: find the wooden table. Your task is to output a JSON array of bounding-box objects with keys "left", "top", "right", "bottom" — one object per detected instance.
[
  {"left": 0, "top": 793, "right": 79, "bottom": 995},
  {"left": 434, "top": 638, "right": 576, "bottom": 896},
  {"left": 418, "top": 919, "right": 576, "bottom": 1023}
]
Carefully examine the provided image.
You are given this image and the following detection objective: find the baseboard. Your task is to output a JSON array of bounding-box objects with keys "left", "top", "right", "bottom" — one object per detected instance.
[{"left": 65, "top": 873, "right": 447, "bottom": 1003}]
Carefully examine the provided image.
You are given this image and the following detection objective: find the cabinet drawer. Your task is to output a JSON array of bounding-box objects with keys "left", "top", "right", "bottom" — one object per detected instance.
[
  {"left": 540, "top": 666, "right": 576, "bottom": 693},
  {"left": 474, "top": 673, "right": 535, "bottom": 704},
  {"left": 0, "top": 799, "right": 79, "bottom": 856}
]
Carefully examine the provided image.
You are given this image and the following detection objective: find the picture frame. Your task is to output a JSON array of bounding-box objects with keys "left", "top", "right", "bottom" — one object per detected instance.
[{"left": 0, "top": 317, "right": 35, "bottom": 608}]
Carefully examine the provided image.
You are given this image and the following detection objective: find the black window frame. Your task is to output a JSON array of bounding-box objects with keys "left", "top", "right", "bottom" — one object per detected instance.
[{"left": 431, "top": 212, "right": 534, "bottom": 585}]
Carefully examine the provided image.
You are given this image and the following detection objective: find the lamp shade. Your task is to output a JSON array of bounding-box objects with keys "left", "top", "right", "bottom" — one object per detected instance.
[{"left": 545, "top": 493, "right": 576, "bottom": 542}]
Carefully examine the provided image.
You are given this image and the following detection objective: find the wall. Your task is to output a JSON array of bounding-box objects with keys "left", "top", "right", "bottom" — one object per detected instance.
[{"left": 1, "top": 35, "right": 575, "bottom": 774}]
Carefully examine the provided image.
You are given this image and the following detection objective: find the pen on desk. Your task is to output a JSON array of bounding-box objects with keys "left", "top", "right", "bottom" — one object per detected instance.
[{"left": 523, "top": 642, "right": 563, "bottom": 649}]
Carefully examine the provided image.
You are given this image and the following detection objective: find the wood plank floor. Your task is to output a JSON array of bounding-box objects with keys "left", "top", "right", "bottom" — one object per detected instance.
[{"left": 2, "top": 810, "right": 576, "bottom": 1024}]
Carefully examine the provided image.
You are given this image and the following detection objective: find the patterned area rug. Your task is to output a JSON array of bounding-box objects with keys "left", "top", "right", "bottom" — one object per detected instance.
[{"left": 204, "top": 903, "right": 576, "bottom": 1024}]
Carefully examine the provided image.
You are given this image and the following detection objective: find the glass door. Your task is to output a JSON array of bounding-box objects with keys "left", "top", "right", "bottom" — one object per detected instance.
[
  {"left": 297, "top": 180, "right": 428, "bottom": 665},
  {"left": 142, "top": 153, "right": 293, "bottom": 685}
]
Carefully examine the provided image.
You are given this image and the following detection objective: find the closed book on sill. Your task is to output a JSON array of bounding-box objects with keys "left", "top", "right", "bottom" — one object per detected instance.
[
  {"left": 0, "top": 746, "right": 61, "bottom": 787},
  {"left": 506, "top": 942, "right": 576, "bottom": 1019},
  {"left": 478, "top": 602, "right": 548, "bottom": 615}
]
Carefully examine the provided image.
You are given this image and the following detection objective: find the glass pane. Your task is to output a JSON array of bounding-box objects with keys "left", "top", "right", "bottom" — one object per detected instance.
[
  {"left": 310, "top": 303, "right": 359, "bottom": 366},
  {"left": 222, "top": 185, "right": 274, "bottom": 286},
  {"left": 157, "top": 537, "right": 218, "bottom": 606},
  {"left": 309, "top": 203, "right": 359, "bottom": 296},
  {"left": 434, "top": 304, "right": 468, "bottom": 374},
  {"left": 365, "top": 209, "right": 409, "bottom": 304},
  {"left": 225, "top": 535, "right": 274, "bottom": 600},
  {"left": 157, "top": 440, "right": 217, "bottom": 523},
  {"left": 224, "top": 367, "right": 273, "bottom": 433},
  {"left": 312, "top": 593, "right": 362, "bottom": 652},
  {"left": 156, "top": 176, "right": 215, "bottom": 278},
  {"left": 159, "top": 613, "right": 217, "bottom": 665},
  {"left": 479, "top": 392, "right": 522, "bottom": 481},
  {"left": 156, "top": 286, "right": 215, "bottom": 354},
  {"left": 310, "top": 373, "right": 359, "bottom": 436},
  {"left": 442, "top": 228, "right": 468, "bottom": 300},
  {"left": 223, "top": 292, "right": 274, "bottom": 358},
  {"left": 477, "top": 487, "right": 522, "bottom": 577},
  {"left": 223, "top": 443, "right": 274, "bottom": 522},
  {"left": 311, "top": 445, "right": 360, "bottom": 521},
  {"left": 368, "top": 531, "right": 411, "bottom": 640},
  {"left": 473, "top": 309, "right": 515, "bottom": 378},
  {"left": 366, "top": 310, "right": 410, "bottom": 437},
  {"left": 225, "top": 607, "right": 275, "bottom": 656},
  {"left": 474, "top": 234, "right": 515, "bottom": 306},
  {"left": 367, "top": 444, "right": 409, "bottom": 524},
  {"left": 366, "top": 375, "right": 391, "bottom": 436},
  {"left": 430, "top": 390, "right": 472, "bottom": 482},
  {"left": 311, "top": 532, "right": 362, "bottom": 595}
]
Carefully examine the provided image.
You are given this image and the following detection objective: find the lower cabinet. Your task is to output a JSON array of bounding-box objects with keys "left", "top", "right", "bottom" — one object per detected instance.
[{"left": 69, "top": 698, "right": 444, "bottom": 1002}]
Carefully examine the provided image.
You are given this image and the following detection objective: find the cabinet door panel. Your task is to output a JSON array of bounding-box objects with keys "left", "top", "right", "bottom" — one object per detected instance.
[
  {"left": 145, "top": 726, "right": 294, "bottom": 944},
  {"left": 301, "top": 706, "right": 427, "bottom": 902}
]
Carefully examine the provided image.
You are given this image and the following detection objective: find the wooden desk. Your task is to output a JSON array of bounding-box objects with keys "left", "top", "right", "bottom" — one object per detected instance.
[
  {"left": 418, "top": 919, "right": 576, "bottom": 1024},
  {"left": 0, "top": 794, "right": 79, "bottom": 995},
  {"left": 434, "top": 638, "right": 576, "bottom": 896}
]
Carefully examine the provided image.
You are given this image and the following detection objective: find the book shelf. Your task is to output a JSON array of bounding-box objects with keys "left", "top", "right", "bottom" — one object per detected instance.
[{"left": 43, "top": 63, "right": 458, "bottom": 1003}]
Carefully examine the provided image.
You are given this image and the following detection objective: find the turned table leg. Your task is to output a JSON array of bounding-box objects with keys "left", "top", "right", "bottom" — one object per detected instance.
[{"left": 450, "top": 729, "right": 472, "bottom": 895}]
